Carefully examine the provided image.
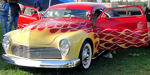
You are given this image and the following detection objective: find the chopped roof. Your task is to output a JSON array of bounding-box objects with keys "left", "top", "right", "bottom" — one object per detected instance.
[{"left": 48, "top": 2, "right": 106, "bottom": 12}]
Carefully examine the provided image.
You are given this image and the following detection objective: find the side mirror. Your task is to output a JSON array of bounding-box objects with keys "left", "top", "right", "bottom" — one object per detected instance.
[
  {"left": 39, "top": 13, "right": 43, "bottom": 16},
  {"left": 86, "top": 14, "right": 91, "bottom": 19},
  {"left": 39, "top": 13, "right": 44, "bottom": 19},
  {"left": 101, "top": 14, "right": 108, "bottom": 19},
  {"left": 39, "top": 13, "right": 43, "bottom": 17}
]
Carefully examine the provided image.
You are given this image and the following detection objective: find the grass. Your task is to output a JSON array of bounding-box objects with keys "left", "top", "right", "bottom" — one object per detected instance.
[{"left": 0, "top": 26, "right": 150, "bottom": 75}]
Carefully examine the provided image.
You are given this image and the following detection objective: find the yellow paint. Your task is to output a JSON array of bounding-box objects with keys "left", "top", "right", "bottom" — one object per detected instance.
[{"left": 5, "top": 28, "right": 97, "bottom": 61}]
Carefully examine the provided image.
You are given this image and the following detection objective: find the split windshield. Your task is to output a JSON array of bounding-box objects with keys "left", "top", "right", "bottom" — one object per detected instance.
[{"left": 43, "top": 9, "right": 90, "bottom": 19}]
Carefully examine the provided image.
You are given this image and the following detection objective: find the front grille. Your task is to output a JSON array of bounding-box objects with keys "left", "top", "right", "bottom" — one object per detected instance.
[{"left": 12, "top": 45, "right": 62, "bottom": 59}]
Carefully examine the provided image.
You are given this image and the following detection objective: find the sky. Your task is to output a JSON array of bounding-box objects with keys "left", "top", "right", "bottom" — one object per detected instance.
[
  {"left": 111, "top": 0, "right": 147, "bottom": 2},
  {"left": 97, "top": 0, "right": 148, "bottom": 2}
]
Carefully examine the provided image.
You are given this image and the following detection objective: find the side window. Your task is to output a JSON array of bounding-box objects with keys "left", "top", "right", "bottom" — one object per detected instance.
[
  {"left": 127, "top": 7, "right": 142, "bottom": 16},
  {"left": 23, "top": 8, "right": 38, "bottom": 17},
  {"left": 23, "top": 8, "right": 32, "bottom": 16},
  {"left": 104, "top": 6, "right": 142, "bottom": 18}
]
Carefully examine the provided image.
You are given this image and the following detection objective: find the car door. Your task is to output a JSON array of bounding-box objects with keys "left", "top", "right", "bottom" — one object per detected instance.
[
  {"left": 17, "top": 6, "right": 41, "bottom": 29},
  {"left": 95, "top": 5, "right": 149, "bottom": 50}
]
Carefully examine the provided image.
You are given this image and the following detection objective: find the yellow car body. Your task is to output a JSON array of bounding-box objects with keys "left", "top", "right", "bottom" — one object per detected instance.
[{"left": 5, "top": 28, "right": 98, "bottom": 60}]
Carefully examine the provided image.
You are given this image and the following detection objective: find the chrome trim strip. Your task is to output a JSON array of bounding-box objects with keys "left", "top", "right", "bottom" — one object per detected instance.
[{"left": 2, "top": 54, "right": 80, "bottom": 68}]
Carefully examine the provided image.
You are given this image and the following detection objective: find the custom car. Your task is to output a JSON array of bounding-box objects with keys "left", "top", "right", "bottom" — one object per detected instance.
[{"left": 2, "top": 2, "right": 149, "bottom": 70}]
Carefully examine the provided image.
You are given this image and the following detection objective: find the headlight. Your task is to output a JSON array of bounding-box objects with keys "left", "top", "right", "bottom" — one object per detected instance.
[
  {"left": 2, "top": 35, "right": 10, "bottom": 51},
  {"left": 59, "top": 39, "right": 70, "bottom": 56}
]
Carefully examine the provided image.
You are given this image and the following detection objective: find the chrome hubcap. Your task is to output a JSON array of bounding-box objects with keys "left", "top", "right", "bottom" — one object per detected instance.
[{"left": 82, "top": 43, "right": 92, "bottom": 69}]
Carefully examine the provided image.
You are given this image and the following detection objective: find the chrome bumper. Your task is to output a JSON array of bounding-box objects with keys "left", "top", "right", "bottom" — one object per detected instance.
[{"left": 2, "top": 54, "right": 80, "bottom": 68}]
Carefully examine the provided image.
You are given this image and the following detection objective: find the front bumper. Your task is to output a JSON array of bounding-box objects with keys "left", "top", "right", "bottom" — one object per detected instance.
[{"left": 2, "top": 54, "right": 80, "bottom": 68}]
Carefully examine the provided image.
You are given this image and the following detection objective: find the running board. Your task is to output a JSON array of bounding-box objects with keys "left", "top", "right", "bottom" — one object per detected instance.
[{"left": 92, "top": 50, "right": 105, "bottom": 59}]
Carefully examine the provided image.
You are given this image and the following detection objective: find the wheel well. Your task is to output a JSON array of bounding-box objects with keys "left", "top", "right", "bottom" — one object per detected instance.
[
  {"left": 78, "top": 38, "right": 94, "bottom": 58},
  {"left": 84, "top": 38, "right": 93, "bottom": 55}
]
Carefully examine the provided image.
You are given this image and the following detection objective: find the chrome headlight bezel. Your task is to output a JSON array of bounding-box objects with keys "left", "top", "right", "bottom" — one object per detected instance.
[
  {"left": 2, "top": 35, "right": 11, "bottom": 51},
  {"left": 59, "top": 39, "right": 71, "bottom": 56}
]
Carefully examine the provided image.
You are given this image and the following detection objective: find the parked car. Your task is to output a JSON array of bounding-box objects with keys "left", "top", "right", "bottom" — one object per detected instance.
[{"left": 2, "top": 2, "right": 149, "bottom": 70}]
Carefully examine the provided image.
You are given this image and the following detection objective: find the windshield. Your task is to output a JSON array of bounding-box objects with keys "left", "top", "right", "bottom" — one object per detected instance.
[{"left": 43, "top": 9, "right": 90, "bottom": 19}]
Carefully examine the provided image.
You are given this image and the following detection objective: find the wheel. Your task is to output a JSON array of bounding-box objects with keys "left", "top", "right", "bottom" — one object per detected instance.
[{"left": 79, "top": 41, "right": 92, "bottom": 70}]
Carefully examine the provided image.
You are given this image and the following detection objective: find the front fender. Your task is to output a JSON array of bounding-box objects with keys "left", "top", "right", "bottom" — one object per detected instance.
[{"left": 52, "top": 30, "right": 93, "bottom": 60}]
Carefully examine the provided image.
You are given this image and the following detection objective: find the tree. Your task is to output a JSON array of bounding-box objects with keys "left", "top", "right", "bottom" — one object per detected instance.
[
  {"left": 87, "top": 0, "right": 96, "bottom": 2},
  {"left": 103, "top": 0, "right": 110, "bottom": 2}
]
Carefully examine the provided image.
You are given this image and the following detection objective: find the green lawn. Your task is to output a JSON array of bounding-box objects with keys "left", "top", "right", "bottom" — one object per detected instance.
[{"left": 0, "top": 26, "right": 150, "bottom": 75}]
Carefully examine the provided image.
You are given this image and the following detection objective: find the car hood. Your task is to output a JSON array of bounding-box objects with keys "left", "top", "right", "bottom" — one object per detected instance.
[
  {"left": 27, "top": 18, "right": 90, "bottom": 31},
  {"left": 12, "top": 18, "right": 91, "bottom": 45}
]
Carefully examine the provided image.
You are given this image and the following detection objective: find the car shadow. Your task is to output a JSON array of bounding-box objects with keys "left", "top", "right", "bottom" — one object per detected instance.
[{"left": 18, "top": 66, "right": 87, "bottom": 75}]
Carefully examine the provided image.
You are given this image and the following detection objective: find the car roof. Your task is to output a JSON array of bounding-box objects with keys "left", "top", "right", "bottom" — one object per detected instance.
[{"left": 47, "top": 2, "right": 106, "bottom": 12}]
